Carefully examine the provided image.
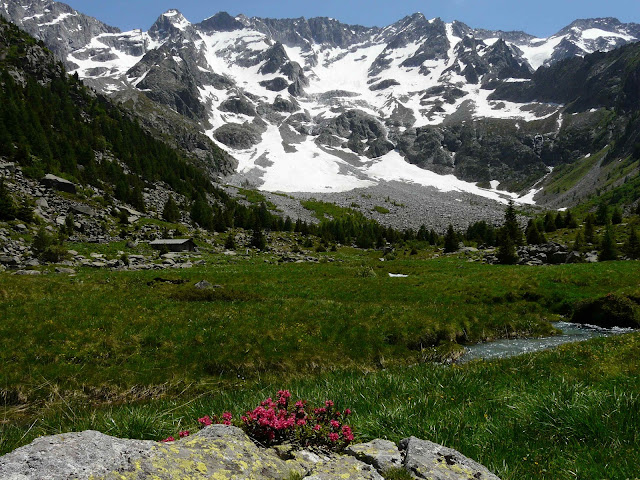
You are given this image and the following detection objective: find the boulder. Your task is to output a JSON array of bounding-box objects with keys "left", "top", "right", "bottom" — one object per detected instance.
[
  {"left": 304, "top": 455, "right": 383, "bottom": 479},
  {"left": 0, "top": 427, "right": 501, "bottom": 480},
  {"left": 550, "top": 251, "right": 568, "bottom": 264},
  {"left": 39, "top": 174, "right": 77, "bottom": 194},
  {"left": 13, "top": 270, "right": 40, "bottom": 276},
  {"left": 0, "top": 430, "right": 155, "bottom": 480},
  {"left": 400, "top": 436, "right": 500, "bottom": 480},
  {"left": 565, "top": 251, "right": 583, "bottom": 264},
  {"left": 72, "top": 204, "right": 97, "bottom": 217},
  {"left": 346, "top": 439, "right": 403, "bottom": 472}
]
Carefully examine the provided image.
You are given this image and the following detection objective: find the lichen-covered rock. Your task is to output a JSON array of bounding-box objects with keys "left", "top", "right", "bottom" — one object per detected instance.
[
  {"left": 346, "top": 439, "right": 402, "bottom": 472},
  {"left": 0, "top": 430, "right": 156, "bottom": 480},
  {"left": 0, "top": 428, "right": 501, "bottom": 480},
  {"left": 400, "top": 437, "right": 501, "bottom": 480},
  {"left": 303, "top": 455, "right": 384, "bottom": 480},
  {"left": 102, "top": 425, "right": 303, "bottom": 479}
]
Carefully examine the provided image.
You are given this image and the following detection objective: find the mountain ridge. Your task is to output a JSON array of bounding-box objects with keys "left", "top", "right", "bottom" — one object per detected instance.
[{"left": 2, "top": 0, "right": 639, "bottom": 206}]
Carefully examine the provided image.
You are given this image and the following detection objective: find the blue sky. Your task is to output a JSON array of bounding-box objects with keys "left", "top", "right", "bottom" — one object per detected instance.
[{"left": 62, "top": 0, "right": 640, "bottom": 37}]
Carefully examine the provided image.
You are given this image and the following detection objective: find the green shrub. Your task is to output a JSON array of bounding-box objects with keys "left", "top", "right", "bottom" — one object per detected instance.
[{"left": 572, "top": 294, "right": 640, "bottom": 328}]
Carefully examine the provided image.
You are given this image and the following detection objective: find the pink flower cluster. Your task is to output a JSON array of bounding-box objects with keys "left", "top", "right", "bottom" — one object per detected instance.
[
  {"left": 238, "top": 390, "right": 354, "bottom": 450},
  {"left": 160, "top": 390, "right": 355, "bottom": 451}
]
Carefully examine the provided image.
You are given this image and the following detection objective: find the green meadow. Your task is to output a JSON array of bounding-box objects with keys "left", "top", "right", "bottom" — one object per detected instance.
[{"left": 1, "top": 249, "right": 639, "bottom": 479}]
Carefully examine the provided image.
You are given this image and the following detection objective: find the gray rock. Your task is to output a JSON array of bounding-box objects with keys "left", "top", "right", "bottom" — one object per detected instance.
[
  {"left": 0, "top": 256, "right": 20, "bottom": 266},
  {"left": 214, "top": 123, "right": 262, "bottom": 149},
  {"left": 13, "top": 270, "right": 41, "bottom": 276},
  {"left": 39, "top": 174, "right": 76, "bottom": 194},
  {"left": 194, "top": 280, "right": 213, "bottom": 289},
  {"left": 55, "top": 267, "right": 76, "bottom": 274},
  {"left": 0, "top": 430, "right": 155, "bottom": 480},
  {"left": 400, "top": 436, "right": 501, "bottom": 480},
  {"left": 72, "top": 204, "right": 97, "bottom": 216},
  {"left": 346, "top": 439, "right": 403, "bottom": 472},
  {"left": 304, "top": 455, "right": 384, "bottom": 480},
  {"left": 585, "top": 251, "right": 599, "bottom": 263},
  {"left": 565, "top": 251, "right": 583, "bottom": 264}
]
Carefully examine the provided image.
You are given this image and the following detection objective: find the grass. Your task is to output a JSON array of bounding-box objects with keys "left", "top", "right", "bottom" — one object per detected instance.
[
  {"left": 373, "top": 206, "right": 390, "bottom": 214},
  {"left": 301, "top": 199, "right": 361, "bottom": 221},
  {"left": 1, "top": 331, "right": 638, "bottom": 480},
  {"left": 236, "top": 187, "right": 278, "bottom": 211},
  {"left": 0, "top": 250, "right": 639, "bottom": 479},
  {"left": 544, "top": 147, "right": 607, "bottom": 195}
]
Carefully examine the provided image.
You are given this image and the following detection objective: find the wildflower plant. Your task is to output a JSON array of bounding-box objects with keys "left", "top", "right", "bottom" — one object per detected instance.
[
  {"left": 161, "top": 390, "right": 355, "bottom": 451},
  {"left": 238, "top": 391, "right": 354, "bottom": 450}
]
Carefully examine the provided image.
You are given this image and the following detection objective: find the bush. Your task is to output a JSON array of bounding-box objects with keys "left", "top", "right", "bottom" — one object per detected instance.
[
  {"left": 224, "top": 233, "right": 236, "bottom": 250},
  {"left": 356, "top": 266, "right": 377, "bottom": 278},
  {"left": 31, "top": 226, "right": 53, "bottom": 256},
  {"left": 163, "top": 391, "right": 355, "bottom": 452},
  {"left": 40, "top": 245, "right": 69, "bottom": 263},
  {"left": 572, "top": 294, "right": 640, "bottom": 328}
]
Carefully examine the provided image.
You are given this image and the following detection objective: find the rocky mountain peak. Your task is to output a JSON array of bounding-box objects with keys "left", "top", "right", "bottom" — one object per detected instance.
[
  {"left": 196, "top": 12, "right": 244, "bottom": 33},
  {"left": 149, "top": 9, "right": 194, "bottom": 41}
]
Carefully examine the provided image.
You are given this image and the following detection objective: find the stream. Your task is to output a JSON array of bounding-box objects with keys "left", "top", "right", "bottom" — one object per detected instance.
[{"left": 460, "top": 321, "right": 634, "bottom": 362}]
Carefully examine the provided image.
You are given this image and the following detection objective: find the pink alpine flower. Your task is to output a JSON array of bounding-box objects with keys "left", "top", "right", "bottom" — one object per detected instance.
[
  {"left": 313, "top": 424, "right": 322, "bottom": 432},
  {"left": 198, "top": 415, "right": 212, "bottom": 426},
  {"left": 161, "top": 436, "right": 175, "bottom": 443},
  {"left": 328, "top": 432, "right": 340, "bottom": 443},
  {"left": 179, "top": 430, "right": 190, "bottom": 438},
  {"left": 222, "top": 412, "right": 233, "bottom": 425}
]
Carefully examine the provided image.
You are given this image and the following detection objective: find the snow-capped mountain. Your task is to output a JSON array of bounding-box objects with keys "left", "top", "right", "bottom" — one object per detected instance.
[{"left": 2, "top": 0, "right": 639, "bottom": 202}]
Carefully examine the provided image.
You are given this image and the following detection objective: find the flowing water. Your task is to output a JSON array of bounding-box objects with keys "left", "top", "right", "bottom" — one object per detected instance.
[{"left": 460, "top": 321, "right": 634, "bottom": 362}]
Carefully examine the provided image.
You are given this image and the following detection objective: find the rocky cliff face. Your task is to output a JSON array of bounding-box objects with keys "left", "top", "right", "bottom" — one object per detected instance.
[{"left": 2, "top": 0, "right": 639, "bottom": 201}]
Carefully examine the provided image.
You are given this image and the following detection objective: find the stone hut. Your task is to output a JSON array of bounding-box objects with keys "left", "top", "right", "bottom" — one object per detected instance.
[{"left": 149, "top": 238, "right": 197, "bottom": 252}]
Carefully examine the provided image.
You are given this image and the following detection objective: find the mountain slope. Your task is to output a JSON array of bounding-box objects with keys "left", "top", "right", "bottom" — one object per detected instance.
[{"left": 2, "top": 1, "right": 639, "bottom": 205}]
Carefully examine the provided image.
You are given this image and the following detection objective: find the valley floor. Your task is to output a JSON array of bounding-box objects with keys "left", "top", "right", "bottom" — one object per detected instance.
[{"left": 1, "top": 248, "right": 639, "bottom": 479}]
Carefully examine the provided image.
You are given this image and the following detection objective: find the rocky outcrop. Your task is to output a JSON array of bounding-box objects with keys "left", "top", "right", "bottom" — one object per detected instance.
[
  {"left": 315, "top": 110, "right": 394, "bottom": 159},
  {"left": 214, "top": 123, "right": 263, "bottom": 149},
  {"left": 0, "top": 426, "right": 502, "bottom": 480}
]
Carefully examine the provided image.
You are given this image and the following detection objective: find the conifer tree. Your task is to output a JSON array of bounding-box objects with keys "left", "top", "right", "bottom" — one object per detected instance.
[
  {"left": 251, "top": 228, "right": 267, "bottom": 251},
  {"left": 443, "top": 224, "right": 459, "bottom": 253},
  {"left": 565, "top": 210, "right": 578, "bottom": 229},
  {"left": 572, "top": 230, "right": 585, "bottom": 252},
  {"left": 526, "top": 220, "right": 546, "bottom": 245},
  {"left": 496, "top": 227, "right": 518, "bottom": 265},
  {"left": 224, "top": 233, "right": 236, "bottom": 250},
  {"left": 0, "top": 180, "right": 16, "bottom": 220},
  {"left": 584, "top": 213, "right": 596, "bottom": 244},
  {"left": 624, "top": 225, "right": 640, "bottom": 259},
  {"left": 595, "top": 202, "right": 610, "bottom": 226},
  {"left": 543, "top": 212, "right": 557, "bottom": 232},
  {"left": 598, "top": 226, "right": 618, "bottom": 261},
  {"left": 162, "top": 195, "right": 181, "bottom": 223},
  {"left": 503, "top": 201, "right": 524, "bottom": 246},
  {"left": 611, "top": 206, "right": 623, "bottom": 225}
]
